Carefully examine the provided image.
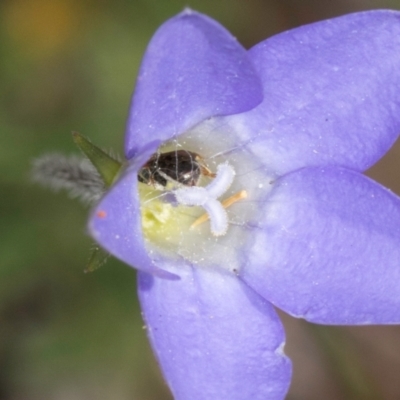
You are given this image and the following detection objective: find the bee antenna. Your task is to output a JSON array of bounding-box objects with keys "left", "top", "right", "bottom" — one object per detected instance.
[{"left": 142, "top": 191, "right": 170, "bottom": 205}]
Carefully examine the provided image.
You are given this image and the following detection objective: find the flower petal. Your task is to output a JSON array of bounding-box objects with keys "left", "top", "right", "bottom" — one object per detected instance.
[
  {"left": 228, "top": 10, "right": 400, "bottom": 175},
  {"left": 240, "top": 167, "right": 400, "bottom": 324},
  {"left": 125, "top": 9, "right": 263, "bottom": 159},
  {"left": 88, "top": 150, "right": 177, "bottom": 279},
  {"left": 138, "top": 266, "right": 291, "bottom": 400}
]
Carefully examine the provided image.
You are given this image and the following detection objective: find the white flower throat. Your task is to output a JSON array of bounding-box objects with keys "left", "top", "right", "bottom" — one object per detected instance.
[{"left": 136, "top": 120, "right": 273, "bottom": 271}]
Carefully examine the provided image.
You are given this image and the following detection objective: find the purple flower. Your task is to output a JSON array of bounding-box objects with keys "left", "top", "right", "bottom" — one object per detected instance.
[{"left": 89, "top": 9, "right": 400, "bottom": 399}]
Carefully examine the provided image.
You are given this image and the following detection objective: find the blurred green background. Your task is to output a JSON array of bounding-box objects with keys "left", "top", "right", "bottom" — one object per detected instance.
[{"left": 3, "top": 0, "right": 400, "bottom": 399}]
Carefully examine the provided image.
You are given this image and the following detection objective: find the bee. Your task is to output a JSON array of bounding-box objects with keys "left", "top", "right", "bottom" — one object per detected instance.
[{"left": 138, "top": 150, "right": 215, "bottom": 190}]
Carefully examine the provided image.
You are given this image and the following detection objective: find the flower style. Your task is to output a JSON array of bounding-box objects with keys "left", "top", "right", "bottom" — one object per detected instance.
[{"left": 89, "top": 9, "right": 400, "bottom": 400}]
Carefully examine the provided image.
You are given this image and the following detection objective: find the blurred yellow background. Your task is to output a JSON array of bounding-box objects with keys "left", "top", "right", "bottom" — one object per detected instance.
[{"left": 2, "top": 0, "right": 400, "bottom": 399}]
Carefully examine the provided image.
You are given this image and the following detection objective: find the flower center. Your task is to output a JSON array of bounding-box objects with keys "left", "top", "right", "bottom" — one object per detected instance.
[
  {"left": 173, "top": 162, "right": 236, "bottom": 236},
  {"left": 136, "top": 120, "right": 273, "bottom": 272},
  {"left": 139, "top": 152, "right": 241, "bottom": 239}
]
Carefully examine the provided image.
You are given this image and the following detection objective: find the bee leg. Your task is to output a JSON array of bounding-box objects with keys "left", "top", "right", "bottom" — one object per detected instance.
[
  {"left": 194, "top": 154, "right": 216, "bottom": 178},
  {"left": 199, "top": 165, "right": 216, "bottom": 178}
]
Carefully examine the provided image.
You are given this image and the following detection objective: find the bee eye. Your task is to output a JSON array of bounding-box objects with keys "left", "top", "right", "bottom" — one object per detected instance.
[{"left": 138, "top": 168, "right": 151, "bottom": 184}]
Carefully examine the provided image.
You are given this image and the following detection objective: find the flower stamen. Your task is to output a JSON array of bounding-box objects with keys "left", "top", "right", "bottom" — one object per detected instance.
[
  {"left": 190, "top": 190, "right": 248, "bottom": 230},
  {"left": 173, "top": 163, "right": 239, "bottom": 236}
]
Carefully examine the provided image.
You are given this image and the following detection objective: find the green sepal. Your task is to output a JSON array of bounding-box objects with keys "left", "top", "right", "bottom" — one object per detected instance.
[
  {"left": 72, "top": 131, "right": 123, "bottom": 188},
  {"left": 85, "top": 244, "right": 110, "bottom": 273}
]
